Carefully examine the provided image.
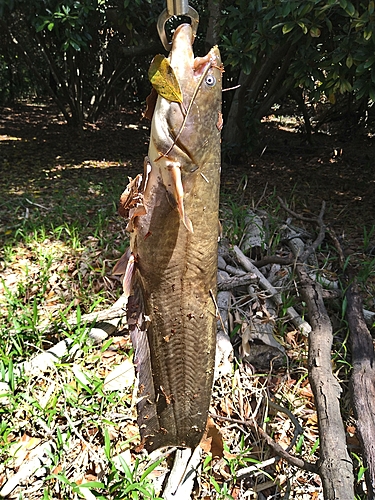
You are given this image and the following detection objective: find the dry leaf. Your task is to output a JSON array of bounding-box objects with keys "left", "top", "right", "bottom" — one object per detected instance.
[
  {"left": 200, "top": 417, "right": 224, "bottom": 458},
  {"left": 148, "top": 55, "right": 183, "bottom": 103},
  {"left": 9, "top": 434, "right": 42, "bottom": 468},
  {"left": 346, "top": 425, "right": 356, "bottom": 436},
  {"left": 307, "top": 413, "right": 318, "bottom": 425},
  {"left": 84, "top": 474, "right": 98, "bottom": 482},
  {"left": 101, "top": 350, "right": 117, "bottom": 361},
  {"left": 300, "top": 384, "right": 314, "bottom": 399}
]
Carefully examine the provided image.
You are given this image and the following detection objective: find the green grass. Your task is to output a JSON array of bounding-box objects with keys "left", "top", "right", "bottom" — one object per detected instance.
[{"left": 0, "top": 159, "right": 146, "bottom": 497}]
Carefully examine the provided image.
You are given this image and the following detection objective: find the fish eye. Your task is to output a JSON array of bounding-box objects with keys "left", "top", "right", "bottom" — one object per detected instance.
[{"left": 205, "top": 74, "right": 216, "bottom": 86}]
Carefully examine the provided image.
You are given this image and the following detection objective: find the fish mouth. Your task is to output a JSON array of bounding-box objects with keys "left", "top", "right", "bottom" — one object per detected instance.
[
  {"left": 169, "top": 23, "right": 222, "bottom": 102},
  {"left": 170, "top": 23, "right": 195, "bottom": 68}
]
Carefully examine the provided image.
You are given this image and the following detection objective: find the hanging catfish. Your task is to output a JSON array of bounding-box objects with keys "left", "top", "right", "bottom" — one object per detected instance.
[{"left": 118, "top": 23, "right": 223, "bottom": 452}]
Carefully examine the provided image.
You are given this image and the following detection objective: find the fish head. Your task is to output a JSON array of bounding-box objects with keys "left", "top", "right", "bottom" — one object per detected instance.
[
  {"left": 167, "top": 24, "right": 223, "bottom": 165},
  {"left": 150, "top": 24, "right": 223, "bottom": 170},
  {"left": 148, "top": 23, "right": 223, "bottom": 231}
]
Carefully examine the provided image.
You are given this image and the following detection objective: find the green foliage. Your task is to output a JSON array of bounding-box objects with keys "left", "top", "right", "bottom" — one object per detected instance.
[
  {"left": 1, "top": 0, "right": 375, "bottom": 135},
  {"left": 220, "top": 0, "right": 375, "bottom": 147},
  {"left": 34, "top": 0, "right": 96, "bottom": 52},
  {"left": 0, "top": 0, "right": 163, "bottom": 124}
]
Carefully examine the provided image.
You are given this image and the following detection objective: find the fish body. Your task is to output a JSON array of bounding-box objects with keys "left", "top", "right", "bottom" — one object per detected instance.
[{"left": 119, "top": 24, "right": 223, "bottom": 451}]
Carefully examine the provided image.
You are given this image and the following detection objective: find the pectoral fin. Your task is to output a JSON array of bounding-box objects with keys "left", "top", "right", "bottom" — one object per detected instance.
[{"left": 168, "top": 163, "right": 194, "bottom": 233}]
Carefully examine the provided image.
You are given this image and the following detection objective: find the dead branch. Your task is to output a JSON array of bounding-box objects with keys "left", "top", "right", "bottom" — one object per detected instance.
[
  {"left": 239, "top": 209, "right": 266, "bottom": 255},
  {"left": 217, "top": 273, "right": 258, "bottom": 291},
  {"left": 215, "top": 271, "right": 234, "bottom": 378},
  {"left": 326, "top": 226, "right": 346, "bottom": 268},
  {"left": 268, "top": 400, "right": 304, "bottom": 452},
  {"left": 296, "top": 265, "right": 354, "bottom": 499},
  {"left": 346, "top": 280, "right": 375, "bottom": 498},
  {"left": 218, "top": 255, "right": 247, "bottom": 276},
  {"left": 211, "top": 413, "right": 318, "bottom": 474},
  {"left": 233, "top": 245, "right": 311, "bottom": 335},
  {"left": 163, "top": 447, "right": 201, "bottom": 500},
  {"left": 252, "top": 255, "right": 294, "bottom": 268},
  {"left": 277, "top": 197, "right": 318, "bottom": 223},
  {"left": 36, "top": 294, "right": 128, "bottom": 338},
  {"left": 67, "top": 294, "right": 128, "bottom": 325},
  {"left": 298, "top": 201, "right": 326, "bottom": 264}
]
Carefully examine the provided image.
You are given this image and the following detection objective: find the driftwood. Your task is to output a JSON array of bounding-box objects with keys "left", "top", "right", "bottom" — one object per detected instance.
[
  {"left": 296, "top": 266, "right": 354, "bottom": 499},
  {"left": 346, "top": 280, "right": 375, "bottom": 498}
]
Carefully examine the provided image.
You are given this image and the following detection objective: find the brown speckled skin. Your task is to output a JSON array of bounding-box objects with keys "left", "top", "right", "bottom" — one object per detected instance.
[{"left": 126, "top": 24, "right": 222, "bottom": 451}]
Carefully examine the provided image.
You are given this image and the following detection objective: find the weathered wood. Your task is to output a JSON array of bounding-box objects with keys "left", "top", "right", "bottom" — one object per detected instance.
[
  {"left": 215, "top": 271, "right": 234, "bottom": 378},
  {"left": 283, "top": 225, "right": 339, "bottom": 290},
  {"left": 240, "top": 209, "right": 267, "bottom": 257},
  {"left": 233, "top": 246, "right": 311, "bottom": 335},
  {"left": 0, "top": 442, "right": 52, "bottom": 497},
  {"left": 218, "top": 255, "right": 247, "bottom": 276},
  {"left": 36, "top": 293, "right": 128, "bottom": 334},
  {"left": 238, "top": 284, "right": 286, "bottom": 370},
  {"left": 163, "top": 447, "right": 201, "bottom": 500},
  {"left": 217, "top": 272, "right": 257, "bottom": 291},
  {"left": 297, "top": 266, "right": 354, "bottom": 500},
  {"left": 346, "top": 280, "right": 375, "bottom": 499}
]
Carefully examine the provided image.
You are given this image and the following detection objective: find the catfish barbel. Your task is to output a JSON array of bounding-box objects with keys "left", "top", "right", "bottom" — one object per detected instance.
[{"left": 118, "top": 23, "right": 223, "bottom": 451}]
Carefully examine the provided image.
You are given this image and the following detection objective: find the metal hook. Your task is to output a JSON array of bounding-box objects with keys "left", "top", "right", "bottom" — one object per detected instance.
[{"left": 157, "top": 3, "right": 199, "bottom": 51}]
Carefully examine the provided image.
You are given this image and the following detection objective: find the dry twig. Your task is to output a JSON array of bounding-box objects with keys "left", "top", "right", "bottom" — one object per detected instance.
[{"left": 211, "top": 413, "right": 318, "bottom": 474}]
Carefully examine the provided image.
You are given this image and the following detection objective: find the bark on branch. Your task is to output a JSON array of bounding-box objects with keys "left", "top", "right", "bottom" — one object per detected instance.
[
  {"left": 297, "top": 266, "right": 354, "bottom": 499},
  {"left": 346, "top": 280, "right": 375, "bottom": 498}
]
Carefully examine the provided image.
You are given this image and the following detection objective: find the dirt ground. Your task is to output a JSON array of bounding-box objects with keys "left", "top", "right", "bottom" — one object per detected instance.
[{"left": 1, "top": 102, "right": 374, "bottom": 254}]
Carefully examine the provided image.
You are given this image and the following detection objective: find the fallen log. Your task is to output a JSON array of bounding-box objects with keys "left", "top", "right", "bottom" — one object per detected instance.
[
  {"left": 297, "top": 265, "right": 354, "bottom": 499},
  {"left": 346, "top": 280, "right": 375, "bottom": 498}
]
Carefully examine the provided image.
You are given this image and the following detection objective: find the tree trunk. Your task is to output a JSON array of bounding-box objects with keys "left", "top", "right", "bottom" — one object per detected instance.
[
  {"left": 87, "top": 60, "right": 131, "bottom": 123},
  {"left": 2, "top": 21, "right": 74, "bottom": 125},
  {"left": 222, "top": 69, "right": 251, "bottom": 149},
  {"left": 253, "top": 43, "right": 296, "bottom": 121},
  {"left": 205, "top": 0, "right": 221, "bottom": 49},
  {"left": 223, "top": 42, "right": 293, "bottom": 151}
]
